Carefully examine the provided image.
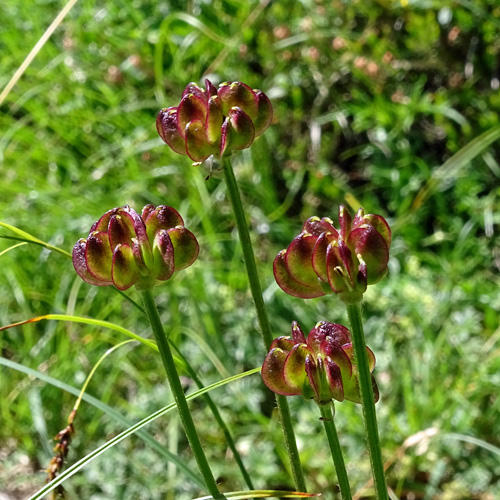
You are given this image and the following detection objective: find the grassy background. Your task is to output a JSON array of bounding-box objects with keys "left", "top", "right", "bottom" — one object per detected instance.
[{"left": 1, "top": 0, "right": 500, "bottom": 498}]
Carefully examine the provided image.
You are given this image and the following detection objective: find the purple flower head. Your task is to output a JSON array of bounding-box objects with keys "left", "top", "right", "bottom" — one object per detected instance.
[
  {"left": 262, "top": 321, "right": 379, "bottom": 406},
  {"left": 156, "top": 80, "right": 273, "bottom": 162},
  {"left": 73, "top": 204, "right": 199, "bottom": 290}
]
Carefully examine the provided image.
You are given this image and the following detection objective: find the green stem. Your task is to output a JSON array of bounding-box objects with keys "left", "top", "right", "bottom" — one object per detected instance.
[
  {"left": 141, "top": 288, "right": 224, "bottom": 499},
  {"left": 170, "top": 341, "right": 254, "bottom": 490},
  {"left": 318, "top": 403, "right": 352, "bottom": 500},
  {"left": 346, "top": 302, "right": 388, "bottom": 500},
  {"left": 222, "top": 156, "right": 307, "bottom": 492}
]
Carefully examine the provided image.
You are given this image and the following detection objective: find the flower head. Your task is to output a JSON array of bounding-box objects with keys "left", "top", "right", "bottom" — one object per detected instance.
[
  {"left": 262, "top": 321, "right": 379, "bottom": 405},
  {"left": 73, "top": 204, "right": 199, "bottom": 290},
  {"left": 156, "top": 79, "right": 273, "bottom": 162},
  {"left": 274, "top": 205, "right": 391, "bottom": 302}
]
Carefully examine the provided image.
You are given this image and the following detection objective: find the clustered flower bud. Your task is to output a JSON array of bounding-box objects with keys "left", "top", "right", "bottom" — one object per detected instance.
[
  {"left": 73, "top": 204, "right": 199, "bottom": 291},
  {"left": 262, "top": 321, "right": 378, "bottom": 406},
  {"left": 156, "top": 79, "right": 273, "bottom": 162},
  {"left": 274, "top": 205, "right": 391, "bottom": 302}
]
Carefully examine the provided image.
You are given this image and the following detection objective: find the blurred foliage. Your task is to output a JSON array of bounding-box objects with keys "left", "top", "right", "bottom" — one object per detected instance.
[{"left": 1, "top": 0, "right": 500, "bottom": 498}]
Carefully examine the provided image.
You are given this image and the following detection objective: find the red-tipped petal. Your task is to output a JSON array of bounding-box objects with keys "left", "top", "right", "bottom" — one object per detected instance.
[
  {"left": 291, "top": 321, "right": 306, "bottom": 344},
  {"left": 156, "top": 108, "right": 187, "bottom": 155},
  {"left": 282, "top": 343, "right": 311, "bottom": 392},
  {"left": 206, "top": 95, "right": 223, "bottom": 144},
  {"left": 307, "top": 321, "right": 350, "bottom": 353},
  {"left": 253, "top": 90, "right": 273, "bottom": 136},
  {"left": 324, "top": 358, "right": 344, "bottom": 402},
  {"left": 91, "top": 207, "right": 120, "bottom": 232},
  {"left": 73, "top": 239, "right": 111, "bottom": 286},
  {"left": 85, "top": 231, "right": 113, "bottom": 282},
  {"left": 178, "top": 93, "right": 207, "bottom": 132},
  {"left": 108, "top": 212, "right": 135, "bottom": 250},
  {"left": 144, "top": 205, "right": 184, "bottom": 244},
  {"left": 348, "top": 226, "right": 389, "bottom": 285},
  {"left": 338, "top": 205, "right": 352, "bottom": 239},
  {"left": 363, "top": 214, "right": 392, "bottom": 249},
  {"left": 262, "top": 347, "right": 301, "bottom": 396},
  {"left": 182, "top": 82, "right": 207, "bottom": 102},
  {"left": 312, "top": 231, "right": 336, "bottom": 283},
  {"left": 274, "top": 250, "right": 325, "bottom": 299},
  {"left": 305, "top": 355, "right": 321, "bottom": 401},
  {"left": 285, "top": 233, "right": 320, "bottom": 288},
  {"left": 141, "top": 204, "right": 156, "bottom": 221},
  {"left": 111, "top": 244, "right": 140, "bottom": 290},
  {"left": 270, "top": 336, "right": 297, "bottom": 353},
  {"left": 185, "top": 119, "right": 218, "bottom": 162},
  {"left": 218, "top": 81, "right": 258, "bottom": 118},
  {"left": 151, "top": 230, "right": 175, "bottom": 281},
  {"left": 321, "top": 337, "right": 352, "bottom": 376},
  {"left": 302, "top": 216, "right": 337, "bottom": 237},
  {"left": 220, "top": 107, "right": 255, "bottom": 156},
  {"left": 167, "top": 226, "right": 199, "bottom": 271},
  {"left": 204, "top": 79, "right": 217, "bottom": 98},
  {"left": 325, "top": 243, "right": 349, "bottom": 293}
]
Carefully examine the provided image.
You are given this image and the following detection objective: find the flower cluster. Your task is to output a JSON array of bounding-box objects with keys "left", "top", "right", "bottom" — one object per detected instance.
[
  {"left": 262, "top": 321, "right": 378, "bottom": 405},
  {"left": 156, "top": 79, "right": 273, "bottom": 162},
  {"left": 73, "top": 204, "right": 199, "bottom": 290},
  {"left": 274, "top": 205, "right": 391, "bottom": 301}
]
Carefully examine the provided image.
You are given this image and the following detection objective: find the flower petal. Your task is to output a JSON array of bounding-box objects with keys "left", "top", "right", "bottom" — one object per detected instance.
[
  {"left": 156, "top": 107, "right": 186, "bottom": 155},
  {"left": 262, "top": 347, "right": 301, "bottom": 396},
  {"left": 220, "top": 107, "right": 255, "bottom": 156},
  {"left": 185, "top": 119, "right": 218, "bottom": 162},
  {"left": 73, "top": 238, "right": 111, "bottom": 286},
  {"left": 167, "top": 226, "right": 199, "bottom": 271},
  {"left": 312, "top": 231, "right": 336, "bottom": 282},
  {"left": 151, "top": 229, "right": 175, "bottom": 281},
  {"left": 178, "top": 93, "right": 207, "bottom": 132},
  {"left": 253, "top": 90, "right": 273, "bottom": 136},
  {"left": 285, "top": 233, "right": 321, "bottom": 288},
  {"left": 218, "top": 81, "right": 258, "bottom": 119},
  {"left": 282, "top": 343, "right": 311, "bottom": 393},
  {"left": 291, "top": 321, "right": 306, "bottom": 344},
  {"left": 85, "top": 231, "right": 113, "bottom": 282},
  {"left": 348, "top": 225, "right": 389, "bottom": 285},
  {"left": 144, "top": 205, "right": 184, "bottom": 245},
  {"left": 274, "top": 250, "right": 325, "bottom": 298},
  {"left": 111, "top": 244, "right": 140, "bottom": 290}
]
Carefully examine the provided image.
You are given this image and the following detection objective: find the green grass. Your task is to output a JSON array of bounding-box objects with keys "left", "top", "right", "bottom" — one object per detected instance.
[{"left": 1, "top": 0, "right": 500, "bottom": 498}]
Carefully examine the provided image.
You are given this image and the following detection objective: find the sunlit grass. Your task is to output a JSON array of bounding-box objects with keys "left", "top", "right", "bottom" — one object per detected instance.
[{"left": 1, "top": 0, "right": 500, "bottom": 497}]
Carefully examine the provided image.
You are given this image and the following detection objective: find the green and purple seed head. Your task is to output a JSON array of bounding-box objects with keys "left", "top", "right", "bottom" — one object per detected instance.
[
  {"left": 156, "top": 80, "right": 273, "bottom": 162},
  {"left": 274, "top": 206, "right": 391, "bottom": 301},
  {"left": 73, "top": 204, "right": 199, "bottom": 290},
  {"left": 262, "top": 321, "right": 378, "bottom": 406}
]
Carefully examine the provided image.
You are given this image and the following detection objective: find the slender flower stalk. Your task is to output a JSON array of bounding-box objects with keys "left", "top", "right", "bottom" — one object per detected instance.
[
  {"left": 318, "top": 403, "right": 352, "bottom": 500},
  {"left": 222, "top": 156, "right": 307, "bottom": 492},
  {"left": 345, "top": 301, "right": 388, "bottom": 500},
  {"left": 170, "top": 341, "right": 254, "bottom": 490},
  {"left": 141, "top": 287, "right": 225, "bottom": 500}
]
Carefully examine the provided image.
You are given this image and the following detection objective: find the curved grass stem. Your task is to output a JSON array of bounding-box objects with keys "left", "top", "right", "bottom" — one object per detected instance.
[
  {"left": 141, "top": 288, "right": 225, "bottom": 499},
  {"left": 222, "top": 156, "right": 307, "bottom": 492},
  {"left": 346, "top": 302, "right": 388, "bottom": 500},
  {"left": 318, "top": 403, "right": 352, "bottom": 500}
]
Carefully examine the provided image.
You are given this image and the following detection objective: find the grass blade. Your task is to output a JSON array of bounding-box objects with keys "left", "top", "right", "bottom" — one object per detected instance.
[
  {"left": 0, "top": 356, "right": 205, "bottom": 488},
  {"left": 26, "top": 367, "right": 261, "bottom": 499},
  {"left": 193, "top": 490, "right": 320, "bottom": 499},
  {"left": 0, "top": 221, "right": 71, "bottom": 258},
  {"left": 0, "top": 313, "right": 158, "bottom": 351}
]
